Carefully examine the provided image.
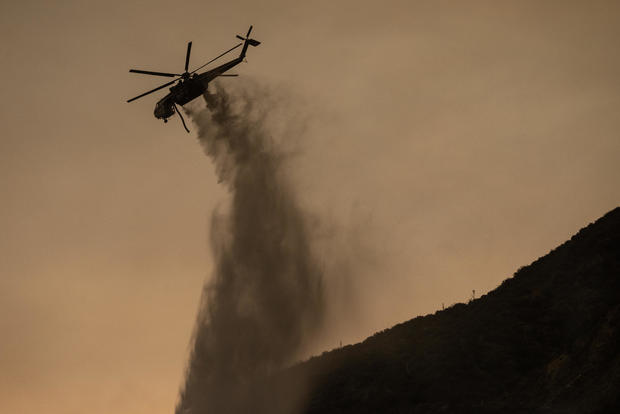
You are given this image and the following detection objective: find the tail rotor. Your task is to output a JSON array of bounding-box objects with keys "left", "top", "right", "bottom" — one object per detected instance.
[{"left": 237, "top": 25, "right": 261, "bottom": 53}]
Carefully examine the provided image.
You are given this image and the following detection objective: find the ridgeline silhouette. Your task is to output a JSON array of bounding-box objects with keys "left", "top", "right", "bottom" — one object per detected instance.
[{"left": 253, "top": 207, "right": 620, "bottom": 413}]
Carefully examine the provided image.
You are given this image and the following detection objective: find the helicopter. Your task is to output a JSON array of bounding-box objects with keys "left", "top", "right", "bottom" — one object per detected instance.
[{"left": 126, "top": 26, "right": 260, "bottom": 132}]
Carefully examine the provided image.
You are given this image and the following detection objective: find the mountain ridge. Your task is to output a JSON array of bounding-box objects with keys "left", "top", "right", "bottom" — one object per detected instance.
[
  {"left": 231, "top": 207, "right": 620, "bottom": 413},
  {"left": 292, "top": 207, "right": 620, "bottom": 413}
]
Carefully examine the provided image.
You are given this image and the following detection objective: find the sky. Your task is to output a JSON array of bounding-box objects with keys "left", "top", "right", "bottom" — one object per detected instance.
[{"left": 1, "top": 1, "right": 619, "bottom": 414}]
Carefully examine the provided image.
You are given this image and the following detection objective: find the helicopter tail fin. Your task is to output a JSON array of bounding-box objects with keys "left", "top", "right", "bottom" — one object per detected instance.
[{"left": 238, "top": 26, "right": 260, "bottom": 59}]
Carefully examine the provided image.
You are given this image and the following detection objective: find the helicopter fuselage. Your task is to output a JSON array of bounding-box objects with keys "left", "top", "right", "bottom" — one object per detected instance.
[{"left": 154, "top": 77, "right": 207, "bottom": 120}]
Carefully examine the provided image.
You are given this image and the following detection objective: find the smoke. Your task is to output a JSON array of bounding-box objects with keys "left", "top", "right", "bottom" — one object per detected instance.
[{"left": 176, "top": 82, "right": 325, "bottom": 414}]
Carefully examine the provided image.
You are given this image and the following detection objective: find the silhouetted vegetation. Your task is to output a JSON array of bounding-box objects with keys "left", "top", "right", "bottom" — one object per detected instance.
[{"left": 231, "top": 208, "right": 620, "bottom": 413}]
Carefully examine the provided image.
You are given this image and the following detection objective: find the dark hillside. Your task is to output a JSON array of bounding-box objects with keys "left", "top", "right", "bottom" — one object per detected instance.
[
  {"left": 233, "top": 208, "right": 620, "bottom": 413},
  {"left": 294, "top": 207, "right": 620, "bottom": 413}
]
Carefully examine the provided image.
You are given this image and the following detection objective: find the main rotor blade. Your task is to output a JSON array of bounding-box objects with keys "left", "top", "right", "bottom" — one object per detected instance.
[
  {"left": 129, "top": 69, "right": 180, "bottom": 77},
  {"left": 219, "top": 74, "right": 238, "bottom": 77},
  {"left": 246, "top": 25, "right": 253, "bottom": 37},
  {"left": 190, "top": 43, "right": 242, "bottom": 74},
  {"left": 126, "top": 78, "right": 178, "bottom": 103},
  {"left": 185, "top": 41, "right": 192, "bottom": 72},
  {"left": 236, "top": 35, "right": 245, "bottom": 41}
]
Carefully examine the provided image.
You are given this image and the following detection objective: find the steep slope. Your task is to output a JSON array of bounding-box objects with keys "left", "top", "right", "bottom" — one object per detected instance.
[{"left": 292, "top": 207, "right": 620, "bottom": 413}]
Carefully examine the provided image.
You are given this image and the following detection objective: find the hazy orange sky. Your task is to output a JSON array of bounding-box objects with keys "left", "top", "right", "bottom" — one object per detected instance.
[{"left": 1, "top": 1, "right": 619, "bottom": 414}]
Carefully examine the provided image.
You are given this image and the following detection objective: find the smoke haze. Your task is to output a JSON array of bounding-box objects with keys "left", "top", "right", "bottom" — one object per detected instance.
[
  {"left": 4, "top": 3, "right": 620, "bottom": 414},
  {"left": 176, "top": 83, "right": 324, "bottom": 414}
]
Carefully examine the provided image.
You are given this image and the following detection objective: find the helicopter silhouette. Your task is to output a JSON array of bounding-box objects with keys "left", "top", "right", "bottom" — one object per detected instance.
[{"left": 127, "top": 26, "right": 260, "bottom": 132}]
